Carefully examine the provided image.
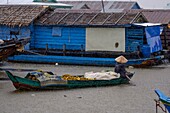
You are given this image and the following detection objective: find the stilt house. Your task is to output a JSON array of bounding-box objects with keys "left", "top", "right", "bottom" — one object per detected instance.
[{"left": 32, "top": 10, "right": 151, "bottom": 58}]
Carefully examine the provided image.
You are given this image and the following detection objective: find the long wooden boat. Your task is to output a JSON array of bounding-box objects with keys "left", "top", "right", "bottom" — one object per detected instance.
[
  {"left": 0, "top": 38, "right": 30, "bottom": 61},
  {"left": 8, "top": 54, "right": 163, "bottom": 67},
  {"left": 5, "top": 70, "right": 133, "bottom": 90},
  {"left": 154, "top": 89, "right": 170, "bottom": 113}
]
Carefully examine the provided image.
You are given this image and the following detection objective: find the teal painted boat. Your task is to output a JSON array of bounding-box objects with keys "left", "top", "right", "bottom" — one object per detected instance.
[
  {"left": 5, "top": 70, "right": 133, "bottom": 90},
  {"left": 155, "top": 89, "right": 170, "bottom": 113}
]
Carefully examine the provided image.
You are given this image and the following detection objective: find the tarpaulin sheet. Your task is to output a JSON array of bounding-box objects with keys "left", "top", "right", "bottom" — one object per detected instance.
[{"left": 145, "top": 26, "right": 162, "bottom": 53}]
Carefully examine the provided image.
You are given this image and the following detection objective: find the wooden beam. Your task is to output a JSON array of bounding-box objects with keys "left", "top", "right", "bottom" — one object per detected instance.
[
  {"left": 115, "top": 12, "right": 127, "bottom": 25},
  {"left": 42, "top": 11, "right": 56, "bottom": 23},
  {"left": 28, "top": 6, "right": 49, "bottom": 25},
  {"left": 130, "top": 12, "right": 141, "bottom": 24},
  {"left": 57, "top": 13, "right": 70, "bottom": 25},
  {"left": 88, "top": 13, "right": 99, "bottom": 25},
  {"left": 72, "top": 13, "right": 84, "bottom": 25},
  {"left": 102, "top": 13, "right": 113, "bottom": 25}
]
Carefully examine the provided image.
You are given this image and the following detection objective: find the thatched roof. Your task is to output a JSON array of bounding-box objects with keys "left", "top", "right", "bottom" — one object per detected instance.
[
  {"left": 0, "top": 5, "right": 48, "bottom": 27},
  {"left": 36, "top": 10, "right": 147, "bottom": 26}
]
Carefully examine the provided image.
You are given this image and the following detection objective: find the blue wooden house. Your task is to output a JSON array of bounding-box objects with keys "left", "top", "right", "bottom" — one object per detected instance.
[
  {"left": 0, "top": 5, "right": 48, "bottom": 50},
  {"left": 8, "top": 8, "right": 164, "bottom": 66},
  {"left": 126, "top": 9, "right": 170, "bottom": 50},
  {"left": 31, "top": 11, "right": 148, "bottom": 56}
]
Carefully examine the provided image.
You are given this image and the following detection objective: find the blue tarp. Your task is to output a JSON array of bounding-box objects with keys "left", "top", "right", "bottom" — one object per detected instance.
[{"left": 145, "top": 26, "right": 162, "bottom": 53}]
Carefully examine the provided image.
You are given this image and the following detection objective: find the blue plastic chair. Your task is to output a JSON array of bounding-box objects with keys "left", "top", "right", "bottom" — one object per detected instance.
[{"left": 155, "top": 89, "right": 170, "bottom": 113}]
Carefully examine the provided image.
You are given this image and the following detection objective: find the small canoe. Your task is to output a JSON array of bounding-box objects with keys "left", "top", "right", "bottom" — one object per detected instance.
[
  {"left": 5, "top": 71, "right": 133, "bottom": 90},
  {"left": 155, "top": 89, "right": 170, "bottom": 113}
]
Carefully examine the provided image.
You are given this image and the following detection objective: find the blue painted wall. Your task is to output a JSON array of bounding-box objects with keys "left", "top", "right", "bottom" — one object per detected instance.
[
  {"left": 125, "top": 27, "right": 144, "bottom": 52},
  {"left": 0, "top": 25, "right": 31, "bottom": 40},
  {"left": 32, "top": 25, "right": 145, "bottom": 52},
  {"left": 30, "top": 25, "right": 86, "bottom": 50}
]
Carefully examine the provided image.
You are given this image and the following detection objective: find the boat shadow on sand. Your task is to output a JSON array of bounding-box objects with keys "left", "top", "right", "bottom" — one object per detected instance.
[{"left": 9, "top": 83, "right": 135, "bottom": 95}]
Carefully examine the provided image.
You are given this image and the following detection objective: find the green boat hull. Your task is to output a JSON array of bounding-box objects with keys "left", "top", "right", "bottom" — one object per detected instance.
[{"left": 5, "top": 71, "right": 132, "bottom": 90}]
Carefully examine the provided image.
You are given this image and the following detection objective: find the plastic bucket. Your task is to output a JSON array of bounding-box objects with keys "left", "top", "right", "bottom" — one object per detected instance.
[{"left": 142, "top": 45, "right": 151, "bottom": 58}]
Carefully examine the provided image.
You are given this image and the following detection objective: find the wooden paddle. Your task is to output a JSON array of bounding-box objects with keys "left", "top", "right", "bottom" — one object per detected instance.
[{"left": 126, "top": 72, "right": 136, "bottom": 86}]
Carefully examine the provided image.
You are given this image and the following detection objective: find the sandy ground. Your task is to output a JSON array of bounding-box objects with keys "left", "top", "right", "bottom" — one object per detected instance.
[{"left": 0, "top": 62, "right": 170, "bottom": 113}]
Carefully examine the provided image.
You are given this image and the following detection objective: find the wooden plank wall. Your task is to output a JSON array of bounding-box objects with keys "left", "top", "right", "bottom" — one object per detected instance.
[
  {"left": 0, "top": 25, "right": 31, "bottom": 40},
  {"left": 30, "top": 25, "right": 86, "bottom": 51},
  {"left": 160, "top": 26, "right": 170, "bottom": 50},
  {"left": 125, "top": 27, "right": 144, "bottom": 52}
]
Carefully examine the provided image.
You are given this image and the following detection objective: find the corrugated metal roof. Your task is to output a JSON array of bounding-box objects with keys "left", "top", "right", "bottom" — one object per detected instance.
[
  {"left": 126, "top": 9, "right": 170, "bottom": 24},
  {"left": 0, "top": 0, "right": 72, "bottom": 8},
  {"left": 109, "top": 1, "right": 136, "bottom": 9},
  {"left": 54, "top": 9, "right": 100, "bottom": 13},
  {"left": 0, "top": 5, "right": 48, "bottom": 26},
  {"left": 59, "top": 1, "right": 139, "bottom": 11},
  {"left": 36, "top": 11, "right": 147, "bottom": 26}
]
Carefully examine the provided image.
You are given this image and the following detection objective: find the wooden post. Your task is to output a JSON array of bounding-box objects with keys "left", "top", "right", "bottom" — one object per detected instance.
[
  {"left": 81, "top": 44, "right": 83, "bottom": 57},
  {"left": 155, "top": 100, "right": 158, "bottom": 113},
  {"left": 63, "top": 44, "right": 66, "bottom": 56},
  {"left": 45, "top": 44, "right": 48, "bottom": 55},
  {"left": 164, "top": 27, "right": 167, "bottom": 49},
  {"left": 101, "top": 0, "right": 105, "bottom": 13},
  {"left": 154, "top": 99, "right": 167, "bottom": 113}
]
